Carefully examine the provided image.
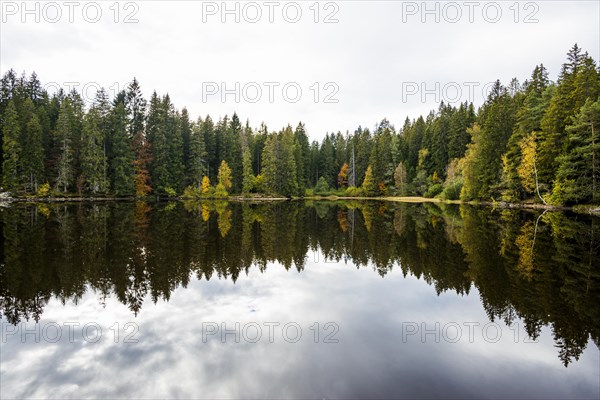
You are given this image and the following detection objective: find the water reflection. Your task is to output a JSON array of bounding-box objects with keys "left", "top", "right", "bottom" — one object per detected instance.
[{"left": 0, "top": 200, "right": 599, "bottom": 370}]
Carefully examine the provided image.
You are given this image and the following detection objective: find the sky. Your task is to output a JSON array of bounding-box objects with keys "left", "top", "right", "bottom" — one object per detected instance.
[{"left": 1, "top": 0, "right": 599, "bottom": 140}]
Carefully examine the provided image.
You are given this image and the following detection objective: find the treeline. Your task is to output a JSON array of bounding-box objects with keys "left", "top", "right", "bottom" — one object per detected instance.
[{"left": 0, "top": 44, "right": 598, "bottom": 204}]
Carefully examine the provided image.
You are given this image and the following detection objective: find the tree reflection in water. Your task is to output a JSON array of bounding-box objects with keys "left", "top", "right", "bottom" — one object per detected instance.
[{"left": 0, "top": 200, "right": 598, "bottom": 366}]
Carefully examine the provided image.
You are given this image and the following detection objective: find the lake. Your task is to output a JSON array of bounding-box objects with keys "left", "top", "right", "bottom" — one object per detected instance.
[{"left": 1, "top": 200, "right": 599, "bottom": 399}]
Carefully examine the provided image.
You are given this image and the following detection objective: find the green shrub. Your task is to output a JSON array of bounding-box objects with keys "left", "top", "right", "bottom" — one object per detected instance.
[
  {"left": 440, "top": 181, "right": 463, "bottom": 200},
  {"left": 425, "top": 183, "right": 443, "bottom": 198},
  {"left": 305, "top": 188, "right": 315, "bottom": 197},
  {"left": 345, "top": 186, "right": 363, "bottom": 197},
  {"left": 183, "top": 185, "right": 201, "bottom": 199},
  {"left": 314, "top": 177, "right": 331, "bottom": 194},
  {"left": 252, "top": 174, "right": 265, "bottom": 193},
  {"left": 163, "top": 187, "right": 177, "bottom": 197},
  {"left": 213, "top": 183, "right": 229, "bottom": 198},
  {"left": 36, "top": 182, "right": 51, "bottom": 197}
]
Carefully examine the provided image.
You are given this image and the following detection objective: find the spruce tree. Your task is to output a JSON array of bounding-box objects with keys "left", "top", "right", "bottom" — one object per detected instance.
[
  {"left": 20, "top": 113, "right": 44, "bottom": 192},
  {"left": 2, "top": 101, "right": 21, "bottom": 191},
  {"left": 278, "top": 126, "right": 298, "bottom": 197},
  {"left": 362, "top": 165, "right": 377, "bottom": 196},
  {"left": 262, "top": 134, "right": 278, "bottom": 193},
  {"left": 188, "top": 118, "right": 208, "bottom": 188},
  {"left": 552, "top": 98, "right": 600, "bottom": 204},
  {"left": 80, "top": 107, "right": 108, "bottom": 193},
  {"left": 242, "top": 147, "right": 254, "bottom": 194},
  {"left": 109, "top": 102, "right": 134, "bottom": 195},
  {"left": 55, "top": 98, "right": 74, "bottom": 192}
]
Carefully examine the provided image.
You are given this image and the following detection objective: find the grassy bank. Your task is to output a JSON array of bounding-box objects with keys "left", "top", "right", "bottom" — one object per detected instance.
[{"left": 1, "top": 194, "right": 599, "bottom": 215}]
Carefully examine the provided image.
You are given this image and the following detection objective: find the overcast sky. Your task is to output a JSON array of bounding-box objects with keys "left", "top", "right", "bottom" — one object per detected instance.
[{"left": 1, "top": 0, "right": 598, "bottom": 140}]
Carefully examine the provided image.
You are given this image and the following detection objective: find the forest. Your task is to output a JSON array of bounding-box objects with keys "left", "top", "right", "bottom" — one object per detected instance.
[{"left": 0, "top": 44, "right": 598, "bottom": 205}]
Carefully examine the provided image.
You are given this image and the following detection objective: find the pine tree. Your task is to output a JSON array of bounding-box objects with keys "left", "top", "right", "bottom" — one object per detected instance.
[
  {"left": 242, "top": 147, "right": 254, "bottom": 194},
  {"left": 80, "top": 107, "right": 107, "bottom": 193},
  {"left": 55, "top": 98, "right": 74, "bottom": 192},
  {"left": 132, "top": 130, "right": 152, "bottom": 196},
  {"left": 188, "top": 117, "right": 207, "bottom": 188},
  {"left": 262, "top": 134, "right": 278, "bottom": 193},
  {"left": 362, "top": 165, "right": 377, "bottom": 196},
  {"left": 225, "top": 112, "right": 243, "bottom": 193},
  {"left": 125, "top": 78, "right": 146, "bottom": 138},
  {"left": 94, "top": 88, "right": 111, "bottom": 190},
  {"left": 369, "top": 120, "right": 394, "bottom": 193},
  {"left": 19, "top": 111, "right": 44, "bottom": 192},
  {"left": 552, "top": 98, "right": 600, "bottom": 204},
  {"left": 278, "top": 126, "right": 298, "bottom": 197},
  {"left": 501, "top": 65, "right": 552, "bottom": 200},
  {"left": 202, "top": 115, "right": 217, "bottom": 182},
  {"left": 448, "top": 102, "right": 476, "bottom": 160},
  {"left": 2, "top": 101, "right": 20, "bottom": 191},
  {"left": 538, "top": 45, "right": 594, "bottom": 186},
  {"left": 109, "top": 102, "right": 134, "bottom": 195},
  {"left": 319, "top": 134, "right": 337, "bottom": 186},
  {"left": 429, "top": 103, "right": 451, "bottom": 179},
  {"left": 294, "top": 122, "right": 310, "bottom": 191},
  {"left": 146, "top": 92, "right": 168, "bottom": 192},
  {"left": 461, "top": 82, "right": 516, "bottom": 199},
  {"left": 180, "top": 107, "right": 192, "bottom": 185},
  {"left": 167, "top": 103, "right": 185, "bottom": 190}
]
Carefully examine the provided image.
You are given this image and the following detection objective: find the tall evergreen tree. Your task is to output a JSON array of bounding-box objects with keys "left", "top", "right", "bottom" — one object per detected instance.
[
  {"left": 187, "top": 117, "right": 208, "bottom": 188},
  {"left": 552, "top": 98, "right": 600, "bottom": 204},
  {"left": 80, "top": 107, "right": 108, "bottom": 193},
  {"left": 262, "top": 134, "right": 278, "bottom": 193},
  {"left": 2, "top": 101, "right": 21, "bottom": 190},
  {"left": 125, "top": 78, "right": 146, "bottom": 138},
  {"left": 242, "top": 147, "right": 254, "bottom": 194},
  {"left": 278, "top": 126, "right": 298, "bottom": 197},
  {"left": 109, "top": 102, "right": 134, "bottom": 195},
  {"left": 294, "top": 122, "right": 310, "bottom": 193},
  {"left": 20, "top": 110, "right": 44, "bottom": 192},
  {"left": 54, "top": 98, "right": 75, "bottom": 192}
]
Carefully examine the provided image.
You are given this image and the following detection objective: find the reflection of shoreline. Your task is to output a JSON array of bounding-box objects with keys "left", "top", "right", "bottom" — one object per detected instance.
[
  {"left": 4, "top": 196, "right": 598, "bottom": 215},
  {"left": 1, "top": 201, "right": 598, "bottom": 366}
]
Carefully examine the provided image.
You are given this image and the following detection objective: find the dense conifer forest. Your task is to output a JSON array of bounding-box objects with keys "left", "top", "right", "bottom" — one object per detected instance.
[{"left": 1, "top": 44, "right": 598, "bottom": 204}]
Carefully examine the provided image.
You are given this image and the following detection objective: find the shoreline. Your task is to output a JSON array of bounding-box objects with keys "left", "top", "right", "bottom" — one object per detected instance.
[{"left": 1, "top": 195, "right": 598, "bottom": 214}]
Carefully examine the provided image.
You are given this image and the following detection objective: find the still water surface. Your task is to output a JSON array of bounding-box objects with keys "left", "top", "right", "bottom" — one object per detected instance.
[{"left": 1, "top": 201, "right": 599, "bottom": 399}]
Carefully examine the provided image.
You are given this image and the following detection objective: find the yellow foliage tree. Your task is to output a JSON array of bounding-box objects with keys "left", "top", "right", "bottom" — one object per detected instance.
[
  {"left": 201, "top": 176, "right": 211, "bottom": 194},
  {"left": 517, "top": 132, "right": 537, "bottom": 194},
  {"left": 337, "top": 163, "right": 349, "bottom": 189},
  {"left": 218, "top": 160, "right": 232, "bottom": 192},
  {"left": 362, "top": 165, "right": 377, "bottom": 196},
  {"left": 517, "top": 132, "right": 546, "bottom": 204}
]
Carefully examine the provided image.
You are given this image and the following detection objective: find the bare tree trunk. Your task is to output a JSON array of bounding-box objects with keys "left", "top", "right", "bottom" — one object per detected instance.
[
  {"left": 533, "top": 156, "right": 547, "bottom": 205},
  {"left": 592, "top": 121, "right": 596, "bottom": 202}
]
